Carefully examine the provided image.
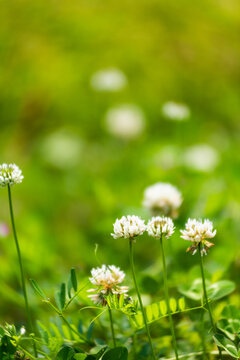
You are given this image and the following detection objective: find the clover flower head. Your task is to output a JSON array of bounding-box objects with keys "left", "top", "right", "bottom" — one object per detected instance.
[
  {"left": 147, "top": 216, "right": 174, "bottom": 239},
  {"left": 88, "top": 265, "right": 128, "bottom": 305},
  {"left": 143, "top": 182, "right": 182, "bottom": 218},
  {"left": 105, "top": 104, "right": 145, "bottom": 139},
  {"left": 183, "top": 144, "right": 220, "bottom": 173},
  {"left": 90, "top": 68, "right": 127, "bottom": 92},
  {"left": 162, "top": 101, "right": 190, "bottom": 121},
  {"left": 0, "top": 163, "right": 24, "bottom": 187},
  {"left": 180, "top": 218, "right": 216, "bottom": 255},
  {"left": 111, "top": 215, "right": 146, "bottom": 239}
]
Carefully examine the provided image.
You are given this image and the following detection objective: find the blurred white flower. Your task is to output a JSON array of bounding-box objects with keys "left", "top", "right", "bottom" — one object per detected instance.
[
  {"left": 105, "top": 104, "right": 145, "bottom": 139},
  {"left": 182, "top": 144, "right": 220, "bottom": 172},
  {"left": 112, "top": 215, "right": 146, "bottom": 239},
  {"left": 0, "top": 223, "right": 10, "bottom": 237},
  {"left": 147, "top": 216, "right": 174, "bottom": 239},
  {"left": 20, "top": 327, "right": 26, "bottom": 335},
  {"left": 40, "top": 130, "right": 83, "bottom": 169},
  {"left": 88, "top": 265, "right": 128, "bottom": 305},
  {"left": 0, "top": 164, "right": 23, "bottom": 187},
  {"left": 143, "top": 183, "right": 182, "bottom": 218},
  {"left": 90, "top": 68, "right": 127, "bottom": 92},
  {"left": 180, "top": 218, "right": 216, "bottom": 255},
  {"left": 162, "top": 102, "right": 190, "bottom": 121}
]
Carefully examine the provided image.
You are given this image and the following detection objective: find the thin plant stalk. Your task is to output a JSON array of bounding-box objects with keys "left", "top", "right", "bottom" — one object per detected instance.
[
  {"left": 200, "top": 310, "right": 208, "bottom": 360},
  {"left": 108, "top": 306, "right": 116, "bottom": 347},
  {"left": 160, "top": 235, "right": 179, "bottom": 360},
  {"left": 129, "top": 239, "right": 156, "bottom": 360},
  {"left": 7, "top": 184, "right": 37, "bottom": 357},
  {"left": 198, "top": 243, "right": 222, "bottom": 360}
]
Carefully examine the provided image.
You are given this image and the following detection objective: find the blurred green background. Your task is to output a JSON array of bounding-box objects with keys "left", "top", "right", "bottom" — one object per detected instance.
[{"left": 0, "top": 0, "right": 240, "bottom": 326}]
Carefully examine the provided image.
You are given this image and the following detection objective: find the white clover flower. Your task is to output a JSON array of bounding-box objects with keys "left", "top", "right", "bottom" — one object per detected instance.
[
  {"left": 0, "top": 164, "right": 23, "bottom": 187},
  {"left": 147, "top": 216, "right": 174, "bottom": 239},
  {"left": 111, "top": 215, "right": 146, "bottom": 239},
  {"left": 105, "top": 104, "right": 145, "bottom": 139},
  {"left": 143, "top": 183, "right": 182, "bottom": 218},
  {"left": 90, "top": 68, "right": 127, "bottom": 92},
  {"left": 182, "top": 144, "right": 220, "bottom": 173},
  {"left": 88, "top": 265, "right": 128, "bottom": 305},
  {"left": 162, "top": 102, "right": 190, "bottom": 121},
  {"left": 40, "top": 130, "right": 83, "bottom": 169},
  {"left": 180, "top": 218, "right": 216, "bottom": 255}
]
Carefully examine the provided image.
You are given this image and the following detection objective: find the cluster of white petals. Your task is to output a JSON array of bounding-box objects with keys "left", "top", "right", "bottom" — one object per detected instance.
[
  {"left": 90, "top": 68, "right": 127, "bottom": 92},
  {"left": 147, "top": 216, "right": 174, "bottom": 239},
  {"left": 105, "top": 104, "right": 145, "bottom": 139},
  {"left": 112, "top": 215, "right": 146, "bottom": 239},
  {"left": 180, "top": 219, "right": 216, "bottom": 242},
  {"left": 143, "top": 183, "right": 182, "bottom": 218},
  {"left": 89, "top": 265, "right": 125, "bottom": 286},
  {"left": 0, "top": 163, "right": 24, "bottom": 187},
  {"left": 88, "top": 265, "right": 128, "bottom": 305},
  {"left": 162, "top": 101, "right": 190, "bottom": 121},
  {"left": 182, "top": 144, "right": 220, "bottom": 173},
  {"left": 181, "top": 218, "right": 216, "bottom": 255}
]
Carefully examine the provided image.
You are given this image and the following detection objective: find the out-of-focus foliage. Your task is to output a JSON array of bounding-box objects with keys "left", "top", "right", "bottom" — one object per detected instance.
[{"left": 0, "top": 0, "right": 240, "bottom": 358}]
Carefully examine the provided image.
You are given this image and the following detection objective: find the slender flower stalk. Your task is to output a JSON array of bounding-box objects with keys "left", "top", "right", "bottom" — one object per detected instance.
[
  {"left": 108, "top": 306, "right": 116, "bottom": 347},
  {"left": 147, "top": 216, "right": 178, "bottom": 359},
  {"left": 0, "top": 164, "right": 37, "bottom": 356},
  {"left": 111, "top": 215, "right": 156, "bottom": 359},
  {"left": 160, "top": 234, "right": 179, "bottom": 359},
  {"left": 198, "top": 244, "right": 222, "bottom": 360},
  {"left": 181, "top": 218, "right": 222, "bottom": 360},
  {"left": 7, "top": 185, "right": 37, "bottom": 357},
  {"left": 198, "top": 243, "right": 215, "bottom": 331},
  {"left": 129, "top": 239, "right": 156, "bottom": 360}
]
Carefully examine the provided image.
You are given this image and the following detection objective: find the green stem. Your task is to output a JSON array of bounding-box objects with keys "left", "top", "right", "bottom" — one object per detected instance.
[
  {"left": 198, "top": 244, "right": 215, "bottom": 330},
  {"left": 108, "top": 306, "right": 116, "bottom": 347},
  {"left": 44, "top": 300, "right": 89, "bottom": 343},
  {"left": 160, "top": 235, "right": 179, "bottom": 360},
  {"left": 200, "top": 309, "right": 208, "bottom": 360},
  {"left": 7, "top": 185, "right": 38, "bottom": 357},
  {"left": 198, "top": 243, "right": 222, "bottom": 360},
  {"left": 129, "top": 240, "right": 156, "bottom": 360}
]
